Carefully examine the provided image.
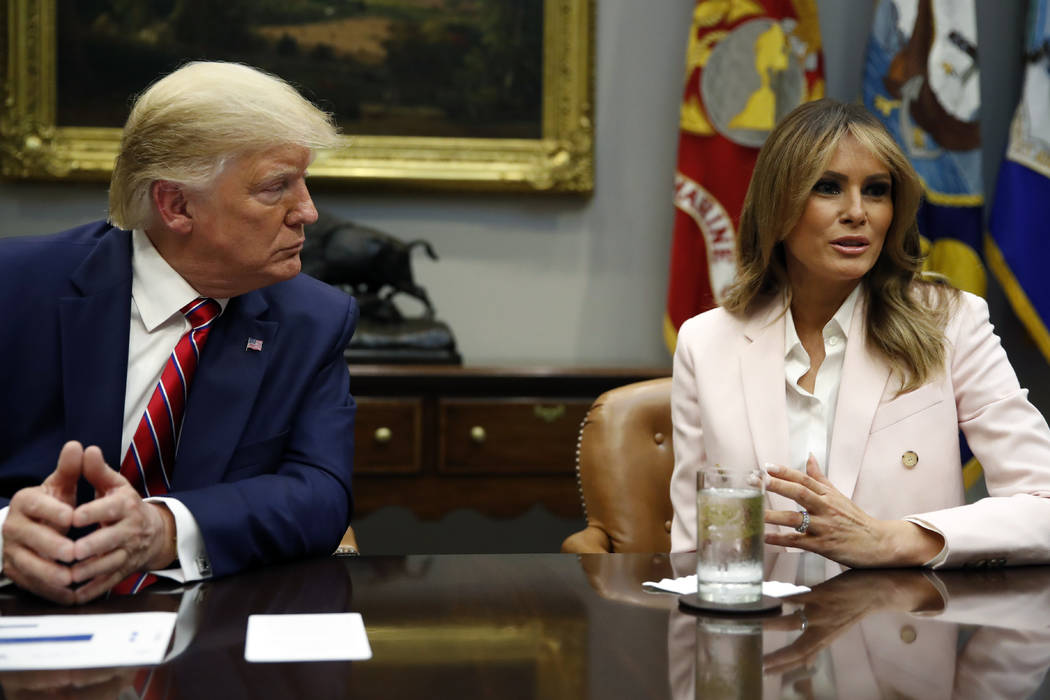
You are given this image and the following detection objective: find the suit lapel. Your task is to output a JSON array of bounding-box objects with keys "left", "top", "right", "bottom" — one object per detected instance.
[
  {"left": 740, "top": 300, "right": 793, "bottom": 514},
  {"left": 173, "top": 290, "right": 277, "bottom": 490},
  {"left": 59, "top": 227, "right": 132, "bottom": 468},
  {"left": 827, "top": 296, "right": 891, "bottom": 498}
]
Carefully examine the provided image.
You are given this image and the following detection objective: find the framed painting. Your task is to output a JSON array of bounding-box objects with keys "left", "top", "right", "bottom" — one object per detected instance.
[{"left": 1, "top": 0, "right": 593, "bottom": 193}]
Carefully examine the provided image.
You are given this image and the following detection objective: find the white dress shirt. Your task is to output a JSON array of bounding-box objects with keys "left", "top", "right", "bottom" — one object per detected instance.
[{"left": 783, "top": 286, "right": 859, "bottom": 475}]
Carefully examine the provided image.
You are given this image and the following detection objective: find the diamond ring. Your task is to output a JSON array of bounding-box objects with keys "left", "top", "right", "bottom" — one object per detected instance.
[{"left": 795, "top": 510, "right": 810, "bottom": 534}]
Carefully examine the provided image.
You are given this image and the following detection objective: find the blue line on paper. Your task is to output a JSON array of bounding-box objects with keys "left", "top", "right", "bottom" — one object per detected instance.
[{"left": 0, "top": 634, "right": 93, "bottom": 644}]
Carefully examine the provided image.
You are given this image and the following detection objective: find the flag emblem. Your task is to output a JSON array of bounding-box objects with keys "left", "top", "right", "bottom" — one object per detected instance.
[
  {"left": 664, "top": 0, "right": 825, "bottom": 353},
  {"left": 245, "top": 337, "right": 264, "bottom": 352}
]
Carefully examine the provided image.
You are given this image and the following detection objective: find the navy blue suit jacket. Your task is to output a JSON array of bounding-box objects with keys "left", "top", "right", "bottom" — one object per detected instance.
[{"left": 0, "top": 221, "right": 358, "bottom": 577}]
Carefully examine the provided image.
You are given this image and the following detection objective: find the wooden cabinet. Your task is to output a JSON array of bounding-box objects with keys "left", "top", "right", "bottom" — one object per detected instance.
[{"left": 349, "top": 366, "right": 670, "bottom": 520}]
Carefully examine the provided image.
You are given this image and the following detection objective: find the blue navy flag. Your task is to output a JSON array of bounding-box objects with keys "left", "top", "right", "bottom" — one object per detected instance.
[
  {"left": 864, "top": 0, "right": 988, "bottom": 496},
  {"left": 863, "top": 0, "right": 986, "bottom": 297},
  {"left": 987, "top": 0, "right": 1050, "bottom": 365}
]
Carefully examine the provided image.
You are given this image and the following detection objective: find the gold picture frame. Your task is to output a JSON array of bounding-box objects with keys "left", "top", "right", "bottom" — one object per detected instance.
[{"left": 0, "top": 0, "right": 593, "bottom": 193}]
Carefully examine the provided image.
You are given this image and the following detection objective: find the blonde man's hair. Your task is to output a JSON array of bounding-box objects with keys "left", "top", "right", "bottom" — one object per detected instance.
[
  {"left": 721, "top": 98, "right": 956, "bottom": 392},
  {"left": 108, "top": 61, "right": 340, "bottom": 231}
]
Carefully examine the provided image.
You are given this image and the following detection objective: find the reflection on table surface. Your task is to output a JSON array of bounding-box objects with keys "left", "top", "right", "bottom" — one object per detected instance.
[
  {"left": 667, "top": 550, "right": 1050, "bottom": 700},
  {"left": 0, "top": 551, "right": 1046, "bottom": 699}
]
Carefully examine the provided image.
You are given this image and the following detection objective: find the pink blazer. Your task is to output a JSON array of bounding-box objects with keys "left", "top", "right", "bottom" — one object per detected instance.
[{"left": 669, "top": 290, "right": 1050, "bottom": 567}]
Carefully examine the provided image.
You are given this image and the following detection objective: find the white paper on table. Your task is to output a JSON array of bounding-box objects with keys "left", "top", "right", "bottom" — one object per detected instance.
[
  {"left": 0, "top": 612, "right": 177, "bottom": 670},
  {"left": 641, "top": 575, "right": 810, "bottom": 597},
  {"left": 244, "top": 613, "right": 372, "bottom": 663}
]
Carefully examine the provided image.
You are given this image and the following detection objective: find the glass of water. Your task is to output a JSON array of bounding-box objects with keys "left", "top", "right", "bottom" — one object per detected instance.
[{"left": 696, "top": 465, "right": 765, "bottom": 604}]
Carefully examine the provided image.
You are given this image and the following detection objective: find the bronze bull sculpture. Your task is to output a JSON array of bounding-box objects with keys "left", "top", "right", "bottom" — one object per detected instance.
[{"left": 302, "top": 211, "right": 438, "bottom": 322}]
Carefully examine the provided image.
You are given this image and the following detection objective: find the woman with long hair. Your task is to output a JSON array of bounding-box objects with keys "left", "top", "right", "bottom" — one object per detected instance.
[{"left": 670, "top": 98, "right": 1050, "bottom": 567}]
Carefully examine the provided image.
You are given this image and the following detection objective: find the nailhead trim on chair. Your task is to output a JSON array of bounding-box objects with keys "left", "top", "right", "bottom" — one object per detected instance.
[{"left": 573, "top": 407, "right": 593, "bottom": 522}]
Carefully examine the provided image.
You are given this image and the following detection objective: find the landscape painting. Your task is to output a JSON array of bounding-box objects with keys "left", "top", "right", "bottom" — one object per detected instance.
[
  {"left": 56, "top": 0, "right": 543, "bottom": 139},
  {"left": 2, "top": 0, "right": 592, "bottom": 191}
]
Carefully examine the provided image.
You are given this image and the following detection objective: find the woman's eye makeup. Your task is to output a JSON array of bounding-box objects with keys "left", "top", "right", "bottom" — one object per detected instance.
[
  {"left": 864, "top": 181, "right": 892, "bottom": 197},
  {"left": 812, "top": 179, "right": 840, "bottom": 195},
  {"left": 811, "top": 178, "right": 892, "bottom": 197}
]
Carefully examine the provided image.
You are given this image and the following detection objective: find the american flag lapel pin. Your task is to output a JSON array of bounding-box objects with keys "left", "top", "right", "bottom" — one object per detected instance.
[{"left": 246, "top": 337, "right": 264, "bottom": 352}]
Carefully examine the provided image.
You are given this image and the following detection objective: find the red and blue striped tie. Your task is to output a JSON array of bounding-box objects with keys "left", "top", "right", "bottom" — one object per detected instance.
[
  {"left": 120, "top": 297, "right": 220, "bottom": 497},
  {"left": 114, "top": 297, "right": 220, "bottom": 594}
]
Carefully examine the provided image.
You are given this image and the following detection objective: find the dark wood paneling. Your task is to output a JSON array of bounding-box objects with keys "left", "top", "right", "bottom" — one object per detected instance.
[{"left": 354, "top": 475, "right": 584, "bottom": 520}]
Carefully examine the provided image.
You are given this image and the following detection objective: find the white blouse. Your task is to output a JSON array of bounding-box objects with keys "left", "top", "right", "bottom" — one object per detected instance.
[{"left": 782, "top": 286, "right": 860, "bottom": 474}]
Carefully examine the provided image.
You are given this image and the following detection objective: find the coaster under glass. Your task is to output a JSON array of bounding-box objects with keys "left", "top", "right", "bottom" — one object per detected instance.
[{"left": 678, "top": 593, "right": 783, "bottom": 615}]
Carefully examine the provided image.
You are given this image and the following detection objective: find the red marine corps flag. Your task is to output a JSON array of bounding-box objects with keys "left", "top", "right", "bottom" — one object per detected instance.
[{"left": 664, "top": 0, "right": 825, "bottom": 352}]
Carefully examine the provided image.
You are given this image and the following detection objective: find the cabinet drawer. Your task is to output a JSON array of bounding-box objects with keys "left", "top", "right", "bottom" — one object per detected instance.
[
  {"left": 439, "top": 399, "right": 589, "bottom": 475},
  {"left": 355, "top": 398, "right": 422, "bottom": 474}
]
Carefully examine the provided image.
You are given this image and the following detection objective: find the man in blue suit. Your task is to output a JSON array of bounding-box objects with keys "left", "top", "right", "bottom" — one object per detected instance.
[{"left": 0, "top": 62, "right": 358, "bottom": 604}]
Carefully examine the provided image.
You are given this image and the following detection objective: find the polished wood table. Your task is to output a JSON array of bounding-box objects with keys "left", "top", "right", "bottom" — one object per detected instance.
[{"left": 0, "top": 552, "right": 1048, "bottom": 699}]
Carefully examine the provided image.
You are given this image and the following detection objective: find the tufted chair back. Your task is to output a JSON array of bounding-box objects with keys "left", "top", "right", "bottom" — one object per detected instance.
[{"left": 561, "top": 377, "right": 674, "bottom": 553}]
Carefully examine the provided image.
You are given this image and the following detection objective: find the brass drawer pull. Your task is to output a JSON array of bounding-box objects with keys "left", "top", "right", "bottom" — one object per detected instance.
[
  {"left": 470, "top": 425, "right": 487, "bottom": 444},
  {"left": 374, "top": 426, "right": 392, "bottom": 444},
  {"left": 533, "top": 404, "right": 566, "bottom": 423}
]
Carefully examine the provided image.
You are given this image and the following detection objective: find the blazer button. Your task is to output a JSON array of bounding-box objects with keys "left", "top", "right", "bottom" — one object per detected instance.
[
  {"left": 901, "top": 451, "right": 919, "bottom": 469},
  {"left": 899, "top": 625, "right": 917, "bottom": 644}
]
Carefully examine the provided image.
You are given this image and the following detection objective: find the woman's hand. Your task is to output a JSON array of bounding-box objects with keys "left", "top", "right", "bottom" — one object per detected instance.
[{"left": 763, "top": 455, "right": 944, "bottom": 567}]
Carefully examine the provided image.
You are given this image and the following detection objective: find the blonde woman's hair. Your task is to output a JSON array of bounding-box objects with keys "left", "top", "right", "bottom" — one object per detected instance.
[
  {"left": 108, "top": 61, "right": 340, "bottom": 231},
  {"left": 721, "top": 98, "right": 956, "bottom": 392}
]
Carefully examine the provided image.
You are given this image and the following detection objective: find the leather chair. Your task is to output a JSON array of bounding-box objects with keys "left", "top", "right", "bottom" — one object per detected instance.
[{"left": 561, "top": 377, "right": 674, "bottom": 553}]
